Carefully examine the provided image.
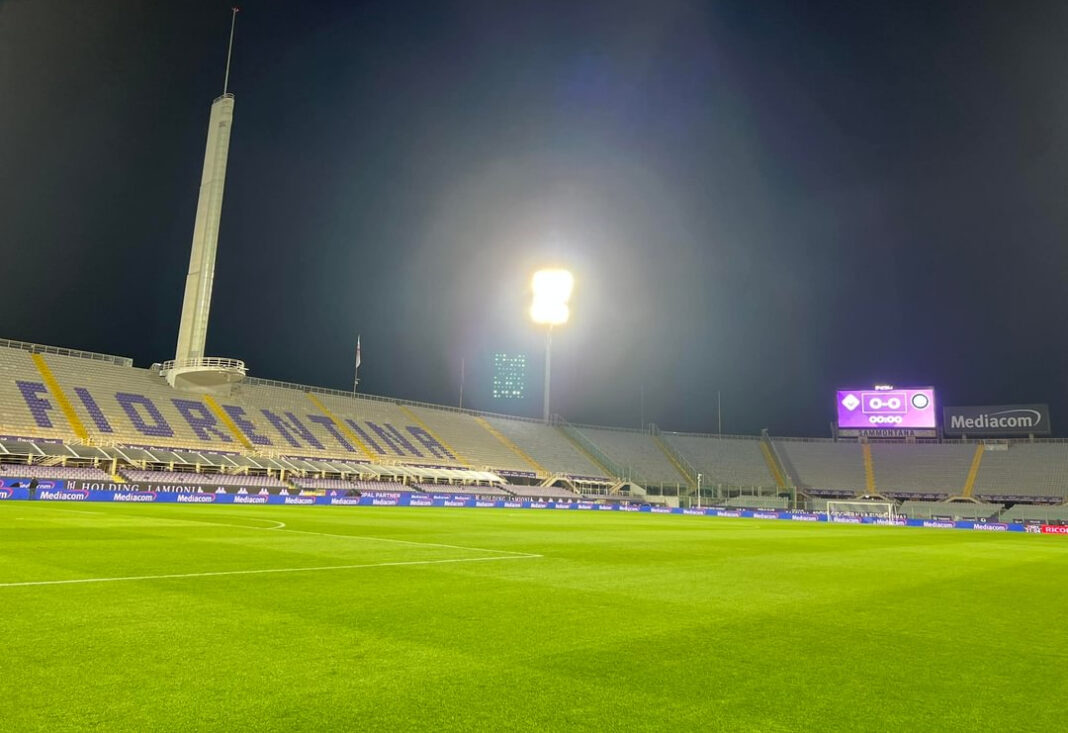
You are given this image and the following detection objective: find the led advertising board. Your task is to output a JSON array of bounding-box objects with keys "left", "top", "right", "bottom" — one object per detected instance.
[
  {"left": 942, "top": 404, "right": 1051, "bottom": 437},
  {"left": 836, "top": 388, "right": 936, "bottom": 430}
]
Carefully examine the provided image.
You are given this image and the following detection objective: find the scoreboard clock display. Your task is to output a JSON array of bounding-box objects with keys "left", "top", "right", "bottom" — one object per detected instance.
[{"left": 836, "top": 388, "right": 936, "bottom": 430}]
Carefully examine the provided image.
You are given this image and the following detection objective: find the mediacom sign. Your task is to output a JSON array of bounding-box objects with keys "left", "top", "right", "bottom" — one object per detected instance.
[{"left": 942, "top": 404, "right": 1051, "bottom": 436}]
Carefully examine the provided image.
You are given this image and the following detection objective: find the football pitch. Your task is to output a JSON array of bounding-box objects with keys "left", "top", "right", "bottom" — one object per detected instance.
[{"left": 1, "top": 504, "right": 1065, "bottom": 731}]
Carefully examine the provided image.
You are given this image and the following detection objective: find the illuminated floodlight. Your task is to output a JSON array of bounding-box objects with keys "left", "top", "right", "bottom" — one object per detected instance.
[
  {"left": 530, "top": 267, "right": 573, "bottom": 422},
  {"left": 530, "top": 269, "right": 574, "bottom": 326},
  {"left": 532, "top": 269, "right": 574, "bottom": 301},
  {"left": 530, "top": 300, "right": 570, "bottom": 325}
]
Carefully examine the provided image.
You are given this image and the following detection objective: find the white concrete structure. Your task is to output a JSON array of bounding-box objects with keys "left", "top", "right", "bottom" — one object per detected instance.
[{"left": 163, "top": 9, "right": 246, "bottom": 393}]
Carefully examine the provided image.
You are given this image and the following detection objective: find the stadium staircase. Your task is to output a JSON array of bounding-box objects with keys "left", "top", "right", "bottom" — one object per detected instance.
[
  {"left": 202, "top": 395, "right": 255, "bottom": 449},
  {"left": 961, "top": 444, "right": 984, "bottom": 498},
  {"left": 862, "top": 442, "right": 877, "bottom": 495},
  {"left": 759, "top": 432, "right": 790, "bottom": 492},
  {"left": 474, "top": 416, "right": 546, "bottom": 474},
  {"left": 398, "top": 406, "right": 471, "bottom": 467},
  {"left": 648, "top": 424, "right": 697, "bottom": 490},
  {"left": 303, "top": 393, "right": 378, "bottom": 460},
  {"left": 31, "top": 353, "right": 89, "bottom": 442},
  {"left": 771, "top": 440, "right": 804, "bottom": 493},
  {"left": 558, "top": 419, "right": 629, "bottom": 482}
]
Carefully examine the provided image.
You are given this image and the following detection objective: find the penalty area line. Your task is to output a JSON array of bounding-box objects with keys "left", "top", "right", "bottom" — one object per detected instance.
[{"left": 0, "top": 553, "right": 542, "bottom": 589}]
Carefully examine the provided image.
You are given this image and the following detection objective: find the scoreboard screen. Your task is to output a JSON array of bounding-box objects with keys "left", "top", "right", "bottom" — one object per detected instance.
[{"left": 836, "top": 388, "right": 936, "bottom": 430}]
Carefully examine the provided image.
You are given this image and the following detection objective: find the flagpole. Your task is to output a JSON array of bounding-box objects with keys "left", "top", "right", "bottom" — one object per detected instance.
[
  {"left": 640, "top": 383, "right": 645, "bottom": 431},
  {"left": 353, "top": 335, "right": 361, "bottom": 396},
  {"left": 459, "top": 357, "right": 465, "bottom": 409}
]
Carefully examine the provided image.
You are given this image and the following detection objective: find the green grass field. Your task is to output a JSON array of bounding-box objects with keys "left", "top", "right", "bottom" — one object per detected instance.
[{"left": 1, "top": 503, "right": 1065, "bottom": 731}]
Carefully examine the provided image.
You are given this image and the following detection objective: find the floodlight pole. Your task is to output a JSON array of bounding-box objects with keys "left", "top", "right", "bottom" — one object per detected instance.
[{"left": 542, "top": 326, "right": 553, "bottom": 423}]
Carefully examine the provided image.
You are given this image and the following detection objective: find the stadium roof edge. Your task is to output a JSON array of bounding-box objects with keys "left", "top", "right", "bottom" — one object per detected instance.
[
  {"left": 0, "top": 338, "right": 133, "bottom": 368},
  {"left": 241, "top": 375, "right": 556, "bottom": 426}
]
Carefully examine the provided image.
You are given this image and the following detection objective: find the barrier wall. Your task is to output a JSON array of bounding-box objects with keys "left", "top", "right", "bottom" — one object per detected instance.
[{"left": 1, "top": 478, "right": 1064, "bottom": 535}]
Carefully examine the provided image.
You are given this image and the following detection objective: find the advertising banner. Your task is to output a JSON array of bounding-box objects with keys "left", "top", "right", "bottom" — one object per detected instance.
[
  {"left": 942, "top": 404, "right": 1051, "bottom": 436},
  {"left": 5, "top": 487, "right": 1063, "bottom": 536},
  {"left": 2, "top": 477, "right": 65, "bottom": 491},
  {"left": 62, "top": 480, "right": 271, "bottom": 495}
]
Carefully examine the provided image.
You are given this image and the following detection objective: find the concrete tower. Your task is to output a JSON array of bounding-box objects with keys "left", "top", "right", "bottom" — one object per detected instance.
[{"left": 163, "top": 8, "right": 247, "bottom": 393}]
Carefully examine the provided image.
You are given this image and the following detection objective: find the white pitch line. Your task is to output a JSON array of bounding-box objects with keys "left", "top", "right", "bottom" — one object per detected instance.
[
  {"left": 262, "top": 525, "right": 537, "bottom": 556},
  {"left": 109, "top": 512, "right": 535, "bottom": 557},
  {"left": 0, "top": 553, "right": 542, "bottom": 589},
  {"left": 27, "top": 506, "right": 538, "bottom": 558}
]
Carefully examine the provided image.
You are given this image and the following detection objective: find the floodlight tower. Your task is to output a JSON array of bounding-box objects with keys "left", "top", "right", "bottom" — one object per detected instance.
[
  {"left": 162, "top": 8, "right": 247, "bottom": 394},
  {"left": 530, "top": 269, "right": 574, "bottom": 423}
]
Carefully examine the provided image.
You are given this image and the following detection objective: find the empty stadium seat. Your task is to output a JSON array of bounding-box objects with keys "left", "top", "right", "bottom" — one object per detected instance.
[
  {"left": 482, "top": 416, "right": 608, "bottom": 478},
  {"left": 666, "top": 433, "right": 777, "bottom": 489},
  {"left": 574, "top": 426, "right": 689, "bottom": 485}
]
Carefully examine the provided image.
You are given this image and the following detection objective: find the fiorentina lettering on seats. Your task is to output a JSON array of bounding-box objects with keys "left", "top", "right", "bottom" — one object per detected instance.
[
  {"left": 260, "top": 410, "right": 324, "bottom": 449},
  {"left": 345, "top": 419, "right": 383, "bottom": 454},
  {"left": 171, "top": 399, "right": 233, "bottom": 443},
  {"left": 73, "top": 387, "right": 113, "bottom": 433},
  {"left": 16, "top": 381, "right": 54, "bottom": 428},
  {"left": 115, "top": 393, "right": 175, "bottom": 437},
  {"left": 221, "top": 405, "right": 273, "bottom": 446},
  {"left": 366, "top": 421, "right": 423, "bottom": 457},
  {"left": 407, "top": 426, "right": 455, "bottom": 460},
  {"left": 306, "top": 414, "right": 356, "bottom": 452},
  {"left": 14, "top": 382, "right": 459, "bottom": 460}
]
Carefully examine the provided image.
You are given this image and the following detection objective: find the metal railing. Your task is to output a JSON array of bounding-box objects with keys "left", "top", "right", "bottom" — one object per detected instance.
[
  {"left": 0, "top": 338, "right": 132, "bottom": 367},
  {"left": 557, "top": 418, "right": 639, "bottom": 483},
  {"left": 649, "top": 424, "right": 698, "bottom": 486},
  {"left": 159, "top": 357, "right": 247, "bottom": 374}
]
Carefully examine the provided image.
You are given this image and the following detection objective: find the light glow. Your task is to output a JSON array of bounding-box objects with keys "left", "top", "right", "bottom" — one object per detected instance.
[{"left": 530, "top": 269, "right": 574, "bottom": 325}]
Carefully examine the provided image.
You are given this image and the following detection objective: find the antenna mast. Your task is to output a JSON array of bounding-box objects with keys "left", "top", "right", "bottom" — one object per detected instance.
[{"left": 223, "top": 7, "right": 239, "bottom": 94}]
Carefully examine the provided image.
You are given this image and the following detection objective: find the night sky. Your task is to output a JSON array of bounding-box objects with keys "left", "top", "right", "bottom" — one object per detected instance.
[{"left": 3, "top": 0, "right": 1067, "bottom": 437}]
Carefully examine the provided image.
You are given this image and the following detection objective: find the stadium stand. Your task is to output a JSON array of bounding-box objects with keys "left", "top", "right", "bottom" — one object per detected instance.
[
  {"left": 289, "top": 477, "right": 364, "bottom": 491},
  {"left": 119, "top": 470, "right": 286, "bottom": 488},
  {"left": 413, "top": 482, "right": 512, "bottom": 497},
  {"left": 723, "top": 495, "right": 789, "bottom": 510},
  {"left": 772, "top": 440, "right": 866, "bottom": 495},
  {"left": 0, "top": 464, "right": 111, "bottom": 480},
  {"left": 1000, "top": 503, "right": 1068, "bottom": 524},
  {"left": 665, "top": 433, "right": 777, "bottom": 489},
  {"left": 0, "top": 348, "right": 86, "bottom": 442},
  {"left": 970, "top": 443, "right": 1068, "bottom": 503},
  {"left": 349, "top": 481, "right": 411, "bottom": 494},
  {"left": 870, "top": 443, "right": 976, "bottom": 499},
  {"left": 296, "top": 388, "right": 470, "bottom": 466},
  {"left": 403, "top": 405, "right": 535, "bottom": 472},
  {"left": 4, "top": 340, "right": 1068, "bottom": 509},
  {"left": 233, "top": 381, "right": 413, "bottom": 462},
  {"left": 574, "top": 426, "right": 689, "bottom": 485},
  {"left": 504, "top": 484, "right": 578, "bottom": 499},
  {"left": 899, "top": 500, "right": 1003, "bottom": 520},
  {"left": 40, "top": 353, "right": 240, "bottom": 450},
  {"left": 0, "top": 346, "right": 529, "bottom": 473},
  {"left": 482, "top": 416, "right": 608, "bottom": 478}
]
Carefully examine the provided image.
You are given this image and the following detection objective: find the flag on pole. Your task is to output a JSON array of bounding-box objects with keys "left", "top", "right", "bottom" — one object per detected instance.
[{"left": 355, "top": 335, "right": 362, "bottom": 370}]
